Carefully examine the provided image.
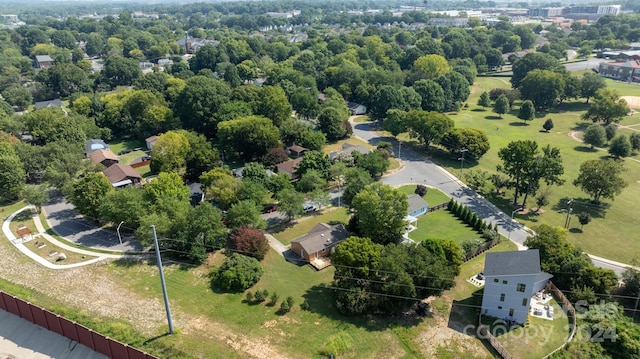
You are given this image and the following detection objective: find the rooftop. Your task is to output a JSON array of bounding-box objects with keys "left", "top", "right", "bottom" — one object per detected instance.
[
  {"left": 291, "top": 223, "right": 350, "bottom": 256},
  {"left": 484, "top": 249, "right": 542, "bottom": 276}
]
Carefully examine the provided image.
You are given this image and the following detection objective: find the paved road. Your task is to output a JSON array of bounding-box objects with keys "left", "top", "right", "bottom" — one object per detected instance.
[
  {"left": 0, "top": 309, "right": 107, "bottom": 359},
  {"left": 43, "top": 194, "right": 143, "bottom": 252},
  {"left": 350, "top": 120, "right": 633, "bottom": 276}
]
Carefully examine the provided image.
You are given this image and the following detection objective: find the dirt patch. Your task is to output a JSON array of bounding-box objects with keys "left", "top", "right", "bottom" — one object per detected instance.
[{"left": 620, "top": 96, "right": 640, "bottom": 110}]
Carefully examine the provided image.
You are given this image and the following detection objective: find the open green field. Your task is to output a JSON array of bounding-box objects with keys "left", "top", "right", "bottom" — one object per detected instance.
[
  {"left": 421, "top": 76, "right": 640, "bottom": 264},
  {"left": 409, "top": 210, "right": 481, "bottom": 245}
]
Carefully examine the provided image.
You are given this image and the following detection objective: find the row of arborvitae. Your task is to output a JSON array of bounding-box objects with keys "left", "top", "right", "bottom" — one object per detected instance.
[
  {"left": 447, "top": 199, "right": 496, "bottom": 233},
  {"left": 244, "top": 290, "right": 295, "bottom": 314}
]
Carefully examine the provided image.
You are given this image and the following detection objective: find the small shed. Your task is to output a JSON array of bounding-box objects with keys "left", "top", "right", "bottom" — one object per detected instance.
[{"left": 34, "top": 55, "right": 54, "bottom": 69}]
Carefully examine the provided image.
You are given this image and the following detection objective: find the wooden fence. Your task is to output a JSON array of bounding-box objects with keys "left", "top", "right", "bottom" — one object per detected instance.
[
  {"left": 477, "top": 314, "right": 512, "bottom": 359},
  {"left": 428, "top": 202, "right": 449, "bottom": 212},
  {"left": 0, "top": 290, "right": 157, "bottom": 359},
  {"left": 542, "top": 281, "right": 577, "bottom": 359}
]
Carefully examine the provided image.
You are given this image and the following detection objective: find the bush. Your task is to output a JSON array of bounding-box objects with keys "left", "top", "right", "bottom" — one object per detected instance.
[
  {"left": 414, "top": 184, "right": 428, "bottom": 197},
  {"left": 254, "top": 289, "right": 265, "bottom": 302},
  {"left": 228, "top": 226, "right": 269, "bottom": 261},
  {"left": 211, "top": 253, "right": 263, "bottom": 292},
  {"left": 268, "top": 292, "right": 279, "bottom": 306},
  {"left": 300, "top": 301, "right": 310, "bottom": 311},
  {"left": 319, "top": 331, "right": 354, "bottom": 357},
  {"left": 245, "top": 291, "right": 253, "bottom": 303},
  {"left": 279, "top": 300, "right": 290, "bottom": 313}
]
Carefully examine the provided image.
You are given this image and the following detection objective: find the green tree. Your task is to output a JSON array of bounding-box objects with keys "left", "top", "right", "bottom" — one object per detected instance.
[
  {"left": 605, "top": 124, "right": 617, "bottom": 143},
  {"left": 200, "top": 168, "right": 239, "bottom": 210},
  {"left": 413, "top": 54, "right": 451, "bottom": 80},
  {"left": 580, "top": 72, "right": 607, "bottom": 103},
  {"left": 226, "top": 200, "right": 266, "bottom": 230},
  {"left": 180, "top": 131, "right": 220, "bottom": 183},
  {"left": 573, "top": 159, "right": 628, "bottom": 204},
  {"left": 257, "top": 85, "right": 292, "bottom": 127},
  {"left": 511, "top": 52, "right": 563, "bottom": 88},
  {"left": 583, "top": 124, "right": 607, "bottom": 148},
  {"left": 276, "top": 188, "right": 305, "bottom": 221},
  {"left": 521, "top": 145, "right": 565, "bottom": 207},
  {"left": 212, "top": 253, "right": 263, "bottom": 292},
  {"left": 150, "top": 131, "right": 191, "bottom": 175},
  {"left": 70, "top": 173, "right": 113, "bottom": 220},
  {"left": 0, "top": 148, "right": 25, "bottom": 201},
  {"left": 342, "top": 167, "right": 374, "bottom": 206},
  {"left": 577, "top": 213, "right": 591, "bottom": 230},
  {"left": 295, "top": 150, "right": 331, "bottom": 179},
  {"left": 441, "top": 128, "right": 491, "bottom": 159},
  {"left": 543, "top": 118, "right": 554, "bottom": 132},
  {"left": 296, "top": 169, "right": 327, "bottom": 193},
  {"left": 237, "top": 180, "right": 268, "bottom": 206},
  {"left": 2, "top": 86, "right": 32, "bottom": 110},
  {"left": 493, "top": 94, "right": 510, "bottom": 119},
  {"left": 217, "top": 116, "right": 281, "bottom": 161},
  {"left": 22, "top": 183, "right": 49, "bottom": 213},
  {"left": 144, "top": 171, "right": 190, "bottom": 203},
  {"left": 518, "top": 100, "right": 536, "bottom": 123},
  {"left": 100, "top": 56, "right": 142, "bottom": 88},
  {"left": 351, "top": 182, "right": 408, "bottom": 245},
  {"left": 382, "top": 109, "right": 408, "bottom": 137},
  {"left": 175, "top": 76, "right": 232, "bottom": 136},
  {"left": 99, "top": 187, "right": 147, "bottom": 229},
  {"left": 318, "top": 106, "right": 347, "bottom": 141},
  {"left": 498, "top": 140, "right": 538, "bottom": 205},
  {"left": 582, "top": 88, "right": 629, "bottom": 125},
  {"left": 412, "top": 79, "right": 446, "bottom": 112},
  {"left": 369, "top": 85, "right": 405, "bottom": 121},
  {"left": 356, "top": 150, "right": 390, "bottom": 178},
  {"left": 406, "top": 110, "right": 454, "bottom": 150},
  {"left": 477, "top": 91, "right": 491, "bottom": 109},
  {"left": 608, "top": 135, "right": 632, "bottom": 158},
  {"left": 629, "top": 132, "right": 640, "bottom": 152},
  {"left": 519, "top": 69, "right": 565, "bottom": 110},
  {"left": 436, "top": 71, "right": 471, "bottom": 111}
]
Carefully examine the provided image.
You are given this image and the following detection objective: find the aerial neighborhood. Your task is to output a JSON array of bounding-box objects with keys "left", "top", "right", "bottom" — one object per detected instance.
[{"left": 1, "top": 0, "right": 640, "bottom": 358}]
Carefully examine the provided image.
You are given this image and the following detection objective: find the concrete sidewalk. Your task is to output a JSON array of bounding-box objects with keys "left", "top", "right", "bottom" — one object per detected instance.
[{"left": 0, "top": 309, "right": 107, "bottom": 359}]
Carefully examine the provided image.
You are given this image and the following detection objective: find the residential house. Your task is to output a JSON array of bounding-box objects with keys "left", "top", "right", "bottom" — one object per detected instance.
[
  {"left": 34, "top": 55, "right": 54, "bottom": 69},
  {"left": 145, "top": 135, "right": 158, "bottom": 150},
  {"left": 329, "top": 143, "right": 371, "bottom": 161},
  {"left": 598, "top": 59, "right": 640, "bottom": 83},
  {"left": 347, "top": 102, "right": 367, "bottom": 115},
  {"left": 286, "top": 145, "right": 308, "bottom": 158},
  {"left": 103, "top": 164, "right": 142, "bottom": 188},
  {"left": 407, "top": 194, "right": 429, "bottom": 217},
  {"left": 84, "top": 139, "right": 109, "bottom": 157},
  {"left": 275, "top": 157, "right": 303, "bottom": 179},
  {"left": 290, "top": 223, "right": 349, "bottom": 270},
  {"left": 34, "top": 99, "right": 62, "bottom": 110},
  {"left": 89, "top": 148, "right": 120, "bottom": 168},
  {"left": 480, "top": 250, "right": 553, "bottom": 324},
  {"left": 189, "top": 182, "right": 204, "bottom": 205}
]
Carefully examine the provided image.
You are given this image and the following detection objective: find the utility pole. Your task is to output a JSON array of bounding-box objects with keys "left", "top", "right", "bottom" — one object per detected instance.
[
  {"left": 458, "top": 148, "right": 469, "bottom": 179},
  {"left": 564, "top": 199, "right": 574, "bottom": 229},
  {"left": 152, "top": 225, "right": 174, "bottom": 334}
]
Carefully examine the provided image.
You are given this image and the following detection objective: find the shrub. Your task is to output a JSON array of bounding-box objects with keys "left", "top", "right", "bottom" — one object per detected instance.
[
  {"left": 268, "top": 292, "right": 279, "bottom": 306},
  {"left": 279, "top": 300, "right": 290, "bottom": 313},
  {"left": 245, "top": 291, "right": 253, "bottom": 303},
  {"left": 254, "top": 289, "right": 266, "bottom": 302},
  {"left": 228, "top": 226, "right": 269, "bottom": 261},
  {"left": 211, "top": 253, "right": 263, "bottom": 292},
  {"left": 319, "top": 331, "right": 354, "bottom": 357},
  {"left": 414, "top": 184, "right": 428, "bottom": 197}
]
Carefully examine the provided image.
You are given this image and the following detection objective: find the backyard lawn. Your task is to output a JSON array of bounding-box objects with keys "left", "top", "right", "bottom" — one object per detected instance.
[{"left": 409, "top": 210, "right": 481, "bottom": 244}]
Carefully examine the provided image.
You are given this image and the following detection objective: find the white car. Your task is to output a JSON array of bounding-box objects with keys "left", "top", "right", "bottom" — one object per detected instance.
[
  {"left": 303, "top": 204, "right": 317, "bottom": 213},
  {"left": 547, "top": 307, "right": 554, "bottom": 318}
]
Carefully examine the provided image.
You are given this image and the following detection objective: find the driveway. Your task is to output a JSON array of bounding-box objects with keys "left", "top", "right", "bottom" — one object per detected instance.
[
  {"left": 43, "top": 194, "right": 143, "bottom": 252},
  {"left": 351, "top": 119, "right": 632, "bottom": 276}
]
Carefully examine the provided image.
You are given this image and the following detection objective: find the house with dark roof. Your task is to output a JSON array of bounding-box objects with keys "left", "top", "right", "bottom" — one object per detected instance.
[
  {"left": 89, "top": 148, "right": 119, "bottom": 168},
  {"left": 290, "top": 223, "right": 349, "bottom": 270},
  {"left": 103, "top": 164, "right": 142, "bottom": 188},
  {"left": 285, "top": 144, "right": 308, "bottom": 158},
  {"left": 84, "top": 139, "right": 109, "bottom": 157},
  {"left": 347, "top": 101, "right": 367, "bottom": 115},
  {"left": 407, "top": 194, "right": 428, "bottom": 218},
  {"left": 34, "top": 55, "right": 54, "bottom": 69},
  {"left": 480, "top": 250, "right": 553, "bottom": 324},
  {"left": 275, "top": 157, "right": 303, "bottom": 179}
]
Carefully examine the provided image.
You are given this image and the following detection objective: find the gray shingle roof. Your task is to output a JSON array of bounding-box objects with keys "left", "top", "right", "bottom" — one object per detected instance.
[
  {"left": 291, "top": 223, "right": 349, "bottom": 255},
  {"left": 407, "top": 194, "right": 428, "bottom": 214},
  {"left": 484, "top": 250, "right": 542, "bottom": 276}
]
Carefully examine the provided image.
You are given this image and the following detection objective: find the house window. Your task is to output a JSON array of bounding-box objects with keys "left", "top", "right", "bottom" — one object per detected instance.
[
  {"left": 498, "top": 306, "right": 502, "bottom": 310},
  {"left": 522, "top": 298, "right": 528, "bottom": 306},
  {"left": 500, "top": 293, "right": 505, "bottom": 302},
  {"left": 502, "top": 280, "right": 508, "bottom": 285},
  {"left": 493, "top": 278, "right": 499, "bottom": 283},
  {"left": 517, "top": 283, "right": 526, "bottom": 292},
  {"left": 509, "top": 309, "right": 514, "bottom": 316}
]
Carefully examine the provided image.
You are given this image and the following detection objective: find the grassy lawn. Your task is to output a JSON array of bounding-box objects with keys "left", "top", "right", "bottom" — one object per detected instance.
[
  {"left": 409, "top": 210, "right": 481, "bottom": 244},
  {"left": 352, "top": 115, "right": 370, "bottom": 122},
  {"left": 387, "top": 157, "right": 400, "bottom": 171},
  {"left": 322, "top": 137, "right": 373, "bottom": 155},
  {"left": 425, "top": 76, "right": 640, "bottom": 264},
  {"left": 110, "top": 249, "right": 416, "bottom": 358},
  {"left": 119, "top": 150, "right": 148, "bottom": 165},
  {"left": 134, "top": 164, "right": 152, "bottom": 177},
  {"left": 108, "top": 138, "right": 146, "bottom": 155},
  {"left": 271, "top": 208, "right": 349, "bottom": 245},
  {"left": 9, "top": 207, "right": 36, "bottom": 237},
  {"left": 396, "top": 185, "right": 451, "bottom": 206},
  {"left": 23, "top": 237, "right": 99, "bottom": 264}
]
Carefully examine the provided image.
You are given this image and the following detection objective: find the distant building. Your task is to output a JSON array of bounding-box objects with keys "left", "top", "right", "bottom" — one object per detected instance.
[
  {"left": 598, "top": 59, "right": 640, "bottom": 83},
  {"left": 145, "top": 135, "right": 158, "bottom": 150},
  {"left": 34, "top": 55, "right": 54, "bottom": 69},
  {"left": 347, "top": 102, "right": 367, "bottom": 116},
  {"left": 103, "top": 164, "right": 142, "bottom": 188},
  {"left": 276, "top": 157, "right": 303, "bottom": 179},
  {"left": 34, "top": 99, "right": 62, "bottom": 110},
  {"left": 290, "top": 223, "right": 349, "bottom": 270},
  {"left": 89, "top": 149, "right": 120, "bottom": 168}
]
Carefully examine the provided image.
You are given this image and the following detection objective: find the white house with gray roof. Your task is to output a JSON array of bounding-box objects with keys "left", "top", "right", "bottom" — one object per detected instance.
[{"left": 480, "top": 250, "right": 553, "bottom": 324}]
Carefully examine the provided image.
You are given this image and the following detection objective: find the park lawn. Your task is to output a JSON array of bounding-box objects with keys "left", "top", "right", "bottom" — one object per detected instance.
[
  {"left": 110, "top": 249, "right": 414, "bottom": 358},
  {"left": 429, "top": 77, "right": 640, "bottom": 263},
  {"left": 396, "top": 185, "right": 451, "bottom": 206},
  {"left": 271, "top": 208, "right": 350, "bottom": 245},
  {"left": 409, "top": 210, "right": 481, "bottom": 245}
]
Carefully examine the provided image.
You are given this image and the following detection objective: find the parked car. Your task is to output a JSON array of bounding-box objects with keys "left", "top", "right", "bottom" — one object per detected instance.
[
  {"left": 547, "top": 306, "right": 554, "bottom": 318},
  {"left": 303, "top": 204, "right": 317, "bottom": 213},
  {"left": 263, "top": 204, "right": 277, "bottom": 213},
  {"left": 117, "top": 149, "right": 132, "bottom": 155}
]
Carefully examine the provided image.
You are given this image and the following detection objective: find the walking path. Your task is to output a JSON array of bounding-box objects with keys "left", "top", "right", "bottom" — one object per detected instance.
[
  {"left": 350, "top": 118, "right": 637, "bottom": 276},
  {"left": 2, "top": 206, "right": 123, "bottom": 269}
]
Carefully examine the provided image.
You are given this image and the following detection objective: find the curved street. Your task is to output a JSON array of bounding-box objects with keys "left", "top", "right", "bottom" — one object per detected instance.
[{"left": 350, "top": 118, "right": 634, "bottom": 276}]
